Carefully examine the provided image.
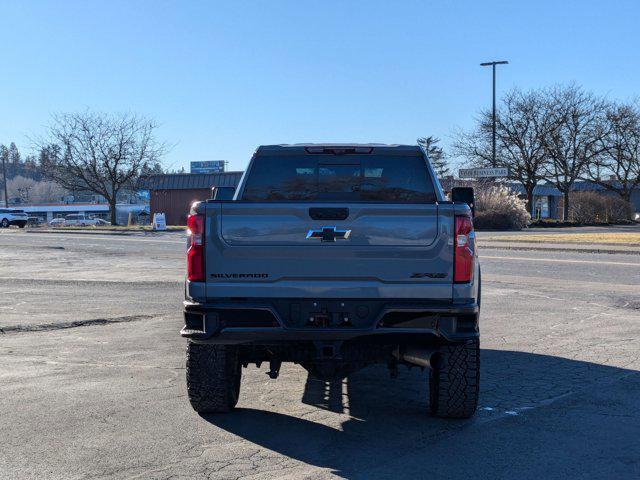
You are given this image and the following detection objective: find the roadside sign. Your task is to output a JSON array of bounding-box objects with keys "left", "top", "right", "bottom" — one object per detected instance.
[
  {"left": 458, "top": 167, "right": 509, "bottom": 178},
  {"left": 191, "top": 160, "right": 225, "bottom": 174},
  {"left": 152, "top": 213, "right": 167, "bottom": 231}
]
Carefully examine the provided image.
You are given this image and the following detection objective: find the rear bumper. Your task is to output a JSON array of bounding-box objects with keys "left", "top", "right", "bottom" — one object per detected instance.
[{"left": 181, "top": 299, "right": 479, "bottom": 344}]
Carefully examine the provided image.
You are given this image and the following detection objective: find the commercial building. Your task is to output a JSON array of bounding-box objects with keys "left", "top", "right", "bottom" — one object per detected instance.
[
  {"left": 508, "top": 183, "right": 563, "bottom": 219},
  {"left": 18, "top": 203, "right": 149, "bottom": 225},
  {"left": 144, "top": 172, "right": 243, "bottom": 225}
]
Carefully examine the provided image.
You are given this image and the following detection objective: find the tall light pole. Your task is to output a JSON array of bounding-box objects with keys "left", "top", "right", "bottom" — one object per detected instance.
[
  {"left": 480, "top": 60, "right": 508, "bottom": 167},
  {"left": 1, "top": 152, "right": 8, "bottom": 207}
]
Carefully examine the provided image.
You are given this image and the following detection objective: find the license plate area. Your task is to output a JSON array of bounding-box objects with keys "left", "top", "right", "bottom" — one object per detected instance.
[{"left": 272, "top": 299, "right": 384, "bottom": 329}]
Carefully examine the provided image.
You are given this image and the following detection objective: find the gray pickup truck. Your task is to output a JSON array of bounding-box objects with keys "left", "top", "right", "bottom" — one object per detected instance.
[{"left": 181, "top": 144, "right": 480, "bottom": 418}]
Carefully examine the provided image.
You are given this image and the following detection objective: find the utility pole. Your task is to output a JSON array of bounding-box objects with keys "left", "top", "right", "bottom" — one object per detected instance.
[
  {"left": 1, "top": 150, "right": 8, "bottom": 207},
  {"left": 480, "top": 60, "right": 508, "bottom": 167}
]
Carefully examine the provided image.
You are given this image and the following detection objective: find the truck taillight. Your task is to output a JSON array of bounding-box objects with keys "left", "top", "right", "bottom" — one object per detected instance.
[
  {"left": 187, "top": 214, "right": 205, "bottom": 282},
  {"left": 454, "top": 215, "right": 475, "bottom": 283}
]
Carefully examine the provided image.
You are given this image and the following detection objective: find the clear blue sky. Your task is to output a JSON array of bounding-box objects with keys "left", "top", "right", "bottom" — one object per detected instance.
[{"left": 1, "top": 0, "right": 639, "bottom": 172}]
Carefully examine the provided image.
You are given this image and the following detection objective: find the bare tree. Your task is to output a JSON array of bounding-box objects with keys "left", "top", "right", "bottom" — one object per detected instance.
[
  {"left": 542, "top": 85, "right": 607, "bottom": 220},
  {"left": 7, "top": 175, "right": 37, "bottom": 204},
  {"left": 32, "top": 180, "right": 67, "bottom": 203},
  {"left": 583, "top": 100, "right": 640, "bottom": 203},
  {"left": 451, "top": 122, "right": 493, "bottom": 167},
  {"left": 417, "top": 136, "right": 449, "bottom": 177},
  {"left": 38, "top": 112, "right": 165, "bottom": 224},
  {"left": 453, "top": 88, "right": 551, "bottom": 213}
]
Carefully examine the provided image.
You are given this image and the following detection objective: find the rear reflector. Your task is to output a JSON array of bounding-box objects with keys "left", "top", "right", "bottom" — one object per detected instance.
[
  {"left": 187, "top": 214, "right": 205, "bottom": 282},
  {"left": 454, "top": 215, "right": 475, "bottom": 283}
]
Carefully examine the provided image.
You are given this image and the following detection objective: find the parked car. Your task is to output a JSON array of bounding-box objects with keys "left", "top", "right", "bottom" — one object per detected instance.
[
  {"left": 94, "top": 218, "right": 111, "bottom": 226},
  {"left": 63, "top": 214, "right": 103, "bottom": 226},
  {"left": 181, "top": 144, "right": 480, "bottom": 419},
  {"left": 0, "top": 209, "right": 28, "bottom": 228},
  {"left": 27, "top": 216, "right": 44, "bottom": 226},
  {"left": 49, "top": 217, "right": 66, "bottom": 227}
]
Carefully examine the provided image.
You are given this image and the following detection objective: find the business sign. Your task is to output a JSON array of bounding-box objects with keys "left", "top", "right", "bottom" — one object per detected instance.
[
  {"left": 190, "top": 160, "right": 226, "bottom": 174},
  {"left": 458, "top": 167, "right": 509, "bottom": 178},
  {"left": 152, "top": 213, "right": 167, "bottom": 230}
]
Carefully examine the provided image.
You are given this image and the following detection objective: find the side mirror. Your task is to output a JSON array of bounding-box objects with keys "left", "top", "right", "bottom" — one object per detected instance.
[
  {"left": 211, "top": 186, "right": 235, "bottom": 201},
  {"left": 451, "top": 187, "right": 475, "bottom": 217}
]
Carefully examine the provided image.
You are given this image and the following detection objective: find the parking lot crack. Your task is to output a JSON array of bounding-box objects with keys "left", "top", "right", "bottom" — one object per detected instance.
[{"left": 0, "top": 314, "right": 159, "bottom": 334}]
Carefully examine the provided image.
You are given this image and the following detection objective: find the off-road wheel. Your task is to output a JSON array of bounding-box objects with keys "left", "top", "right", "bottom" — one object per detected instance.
[
  {"left": 429, "top": 338, "right": 480, "bottom": 419},
  {"left": 186, "top": 343, "right": 242, "bottom": 414},
  {"left": 0, "top": 218, "right": 9, "bottom": 228}
]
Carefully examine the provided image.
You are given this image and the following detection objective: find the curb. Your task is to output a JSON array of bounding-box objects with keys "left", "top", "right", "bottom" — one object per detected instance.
[
  {"left": 24, "top": 229, "right": 184, "bottom": 236},
  {"left": 479, "top": 244, "right": 640, "bottom": 256},
  {"left": 26, "top": 229, "right": 137, "bottom": 236}
]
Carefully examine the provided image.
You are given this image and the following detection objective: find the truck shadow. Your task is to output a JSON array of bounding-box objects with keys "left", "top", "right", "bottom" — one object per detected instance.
[{"left": 203, "top": 349, "right": 640, "bottom": 479}]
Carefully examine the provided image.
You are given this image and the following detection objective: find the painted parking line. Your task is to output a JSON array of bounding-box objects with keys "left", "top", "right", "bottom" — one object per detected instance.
[
  {"left": 2, "top": 232, "right": 185, "bottom": 244},
  {"left": 481, "top": 255, "right": 640, "bottom": 267}
]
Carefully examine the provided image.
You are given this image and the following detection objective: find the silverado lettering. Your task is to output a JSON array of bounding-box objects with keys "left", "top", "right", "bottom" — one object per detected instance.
[{"left": 210, "top": 273, "right": 269, "bottom": 279}]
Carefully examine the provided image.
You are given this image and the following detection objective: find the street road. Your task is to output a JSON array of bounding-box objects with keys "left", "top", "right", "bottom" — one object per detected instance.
[{"left": 1, "top": 230, "right": 639, "bottom": 479}]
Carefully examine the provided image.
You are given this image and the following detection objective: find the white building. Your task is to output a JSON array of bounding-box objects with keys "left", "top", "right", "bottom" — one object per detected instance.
[{"left": 18, "top": 203, "right": 149, "bottom": 225}]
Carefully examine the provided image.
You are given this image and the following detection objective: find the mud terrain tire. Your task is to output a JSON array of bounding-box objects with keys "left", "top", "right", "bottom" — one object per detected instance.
[
  {"left": 429, "top": 339, "right": 480, "bottom": 418},
  {"left": 186, "top": 343, "right": 242, "bottom": 413}
]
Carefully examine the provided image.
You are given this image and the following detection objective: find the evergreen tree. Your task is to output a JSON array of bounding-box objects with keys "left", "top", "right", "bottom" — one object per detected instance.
[
  {"left": 8, "top": 142, "right": 20, "bottom": 166},
  {"left": 417, "top": 136, "right": 450, "bottom": 178}
]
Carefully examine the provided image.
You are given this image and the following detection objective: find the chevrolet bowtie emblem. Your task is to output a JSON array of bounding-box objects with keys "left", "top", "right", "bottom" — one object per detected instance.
[{"left": 306, "top": 226, "right": 352, "bottom": 242}]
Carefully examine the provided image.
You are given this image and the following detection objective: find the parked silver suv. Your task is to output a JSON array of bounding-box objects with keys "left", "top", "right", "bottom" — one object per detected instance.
[{"left": 0, "top": 209, "right": 28, "bottom": 228}]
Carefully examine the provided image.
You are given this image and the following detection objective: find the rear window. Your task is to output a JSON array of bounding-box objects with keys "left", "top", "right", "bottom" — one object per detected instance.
[{"left": 242, "top": 155, "right": 436, "bottom": 203}]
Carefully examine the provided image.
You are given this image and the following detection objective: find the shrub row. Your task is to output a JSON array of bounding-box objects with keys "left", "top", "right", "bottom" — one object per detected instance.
[
  {"left": 568, "top": 192, "right": 634, "bottom": 224},
  {"left": 458, "top": 184, "right": 636, "bottom": 230}
]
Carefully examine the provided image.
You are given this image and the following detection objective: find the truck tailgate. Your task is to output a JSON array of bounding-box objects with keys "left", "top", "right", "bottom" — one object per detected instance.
[
  {"left": 204, "top": 202, "right": 454, "bottom": 300},
  {"left": 221, "top": 203, "right": 439, "bottom": 246}
]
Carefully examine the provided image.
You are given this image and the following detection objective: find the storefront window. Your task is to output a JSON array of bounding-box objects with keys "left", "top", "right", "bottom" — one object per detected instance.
[{"left": 534, "top": 196, "right": 550, "bottom": 218}]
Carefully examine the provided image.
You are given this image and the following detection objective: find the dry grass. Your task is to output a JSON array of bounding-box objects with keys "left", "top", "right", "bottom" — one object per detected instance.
[{"left": 484, "top": 232, "right": 640, "bottom": 246}]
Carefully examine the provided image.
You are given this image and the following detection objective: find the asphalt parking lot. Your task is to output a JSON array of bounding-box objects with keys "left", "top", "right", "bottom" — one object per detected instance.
[{"left": 1, "top": 229, "right": 639, "bottom": 479}]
